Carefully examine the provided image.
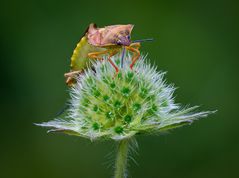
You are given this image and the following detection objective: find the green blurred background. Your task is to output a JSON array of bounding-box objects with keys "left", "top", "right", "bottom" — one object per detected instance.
[{"left": 1, "top": 0, "right": 238, "bottom": 177}]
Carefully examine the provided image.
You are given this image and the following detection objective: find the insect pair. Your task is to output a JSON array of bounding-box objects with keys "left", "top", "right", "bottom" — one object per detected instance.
[{"left": 64, "top": 23, "right": 153, "bottom": 86}]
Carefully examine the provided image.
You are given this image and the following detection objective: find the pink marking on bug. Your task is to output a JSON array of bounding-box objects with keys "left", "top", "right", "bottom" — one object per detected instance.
[{"left": 87, "top": 24, "right": 134, "bottom": 47}]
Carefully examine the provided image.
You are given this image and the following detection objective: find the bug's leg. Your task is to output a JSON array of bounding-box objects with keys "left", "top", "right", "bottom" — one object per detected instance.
[
  {"left": 64, "top": 70, "right": 82, "bottom": 78},
  {"left": 89, "top": 49, "right": 120, "bottom": 73},
  {"left": 64, "top": 70, "right": 83, "bottom": 86},
  {"left": 88, "top": 50, "right": 110, "bottom": 60},
  {"left": 88, "top": 49, "right": 120, "bottom": 76},
  {"left": 126, "top": 44, "right": 141, "bottom": 69},
  {"left": 107, "top": 49, "right": 120, "bottom": 75},
  {"left": 130, "top": 42, "right": 141, "bottom": 49}
]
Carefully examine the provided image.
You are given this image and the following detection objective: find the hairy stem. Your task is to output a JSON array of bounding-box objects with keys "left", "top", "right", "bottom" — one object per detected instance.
[{"left": 114, "top": 139, "right": 130, "bottom": 178}]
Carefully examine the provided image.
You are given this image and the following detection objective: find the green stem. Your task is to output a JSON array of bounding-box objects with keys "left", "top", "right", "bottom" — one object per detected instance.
[{"left": 114, "top": 139, "right": 130, "bottom": 178}]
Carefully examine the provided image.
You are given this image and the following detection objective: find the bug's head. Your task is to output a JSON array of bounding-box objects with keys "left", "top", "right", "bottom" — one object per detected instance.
[{"left": 113, "top": 24, "right": 134, "bottom": 46}]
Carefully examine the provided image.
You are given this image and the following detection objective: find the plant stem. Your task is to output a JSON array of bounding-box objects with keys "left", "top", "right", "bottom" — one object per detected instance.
[{"left": 114, "top": 139, "right": 130, "bottom": 178}]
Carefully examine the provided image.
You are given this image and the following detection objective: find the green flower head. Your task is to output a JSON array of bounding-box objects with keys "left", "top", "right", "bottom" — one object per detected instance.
[{"left": 37, "top": 54, "right": 214, "bottom": 141}]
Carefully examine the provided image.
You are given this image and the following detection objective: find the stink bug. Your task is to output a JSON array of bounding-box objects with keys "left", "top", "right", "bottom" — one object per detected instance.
[{"left": 65, "top": 23, "right": 147, "bottom": 86}]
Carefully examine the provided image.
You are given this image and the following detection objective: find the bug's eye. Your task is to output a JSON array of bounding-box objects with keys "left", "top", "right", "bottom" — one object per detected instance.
[{"left": 127, "top": 35, "right": 130, "bottom": 40}]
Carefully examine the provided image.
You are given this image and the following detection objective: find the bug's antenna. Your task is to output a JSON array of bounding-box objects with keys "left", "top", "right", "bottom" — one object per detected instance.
[
  {"left": 120, "top": 47, "right": 126, "bottom": 68},
  {"left": 132, "top": 38, "right": 154, "bottom": 43}
]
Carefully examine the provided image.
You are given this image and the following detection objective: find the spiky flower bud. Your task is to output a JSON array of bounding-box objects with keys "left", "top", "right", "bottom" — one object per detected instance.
[{"left": 37, "top": 54, "right": 214, "bottom": 141}]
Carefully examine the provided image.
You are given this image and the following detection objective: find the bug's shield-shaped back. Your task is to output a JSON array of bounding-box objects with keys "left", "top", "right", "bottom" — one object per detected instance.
[{"left": 87, "top": 24, "right": 134, "bottom": 46}]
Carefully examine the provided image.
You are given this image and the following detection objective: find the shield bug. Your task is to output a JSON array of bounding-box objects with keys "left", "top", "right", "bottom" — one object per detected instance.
[{"left": 65, "top": 23, "right": 145, "bottom": 86}]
